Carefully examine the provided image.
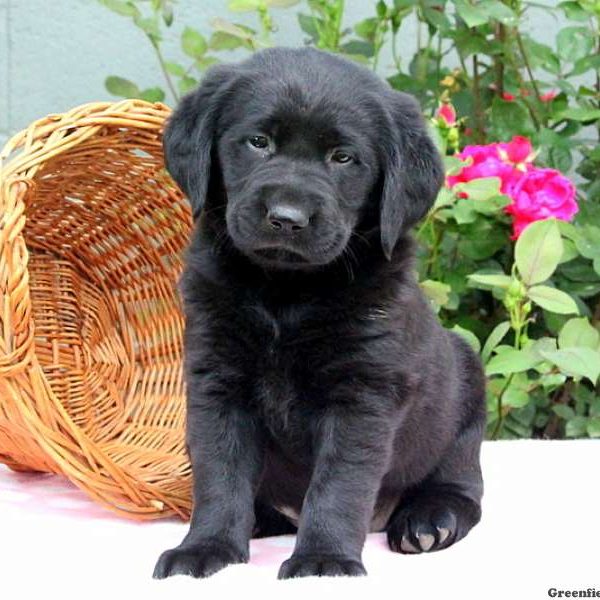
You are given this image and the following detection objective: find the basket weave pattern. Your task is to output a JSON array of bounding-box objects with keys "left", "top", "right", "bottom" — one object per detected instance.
[{"left": 0, "top": 100, "right": 193, "bottom": 519}]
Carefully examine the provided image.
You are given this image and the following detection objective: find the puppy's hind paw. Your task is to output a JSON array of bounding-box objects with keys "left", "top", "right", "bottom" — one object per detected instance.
[
  {"left": 387, "top": 505, "right": 458, "bottom": 555},
  {"left": 278, "top": 554, "right": 367, "bottom": 579},
  {"left": 153, "top": 541, "right": 247, "bottom": 579}
]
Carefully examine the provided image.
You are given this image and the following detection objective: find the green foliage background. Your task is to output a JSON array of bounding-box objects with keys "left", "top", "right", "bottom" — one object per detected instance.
[{"left": 98, "top": 0, "right": 600, "bottom": 440}]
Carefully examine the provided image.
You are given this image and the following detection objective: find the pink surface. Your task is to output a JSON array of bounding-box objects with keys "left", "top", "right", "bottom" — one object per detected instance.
[
  {"left": 0, "top": 464, "right": 389, "bottom": 567},
  {"left": 2, "top": 441, "right": 599, "bottom": 600}
]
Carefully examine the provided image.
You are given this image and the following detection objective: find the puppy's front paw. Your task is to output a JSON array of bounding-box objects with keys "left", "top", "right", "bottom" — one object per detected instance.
[
  {"left": 153, "top": 541, "right": 247, "bottom": 579},
  {"left": 278, "top": 554, "right": 367, "bottom": 579}
]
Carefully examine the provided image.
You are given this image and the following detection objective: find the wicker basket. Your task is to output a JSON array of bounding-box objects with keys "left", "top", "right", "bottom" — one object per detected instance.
[{"left": 0, "top": 100, "right": 193, "bottom": 520}]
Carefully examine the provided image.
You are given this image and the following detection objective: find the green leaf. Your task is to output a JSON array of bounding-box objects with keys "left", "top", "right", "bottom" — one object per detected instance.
[
  {"left": 105, "top": 76, "right": 140, "bottom": 98},
  {"left": 548, "top": 145, "right": 573, "bottom": 173},
  {"left": 298, "top": 13, "right": 319, "bottom": 40},
  {"left": 451, "top": 325, "right": 481, "bottom": 354},
  {"left": 485, "top": 1, "right": 518, "bottom": 24},
  {"left": 354, "top": 17, "right": 379, "bottom": 41},
  {"left": 139, "top": 87, "right": 165, "bottom": 103},
  {"left": 340, "top": 40, "right": 375, "bottom": 58},
  {"left": 557, "top": 26, "right": 594, "bottom": 62},
  {"left": 467, "top": 274, "right": 513, "bottom": 289},
  {"left": 423, "top": 7, "right": 451, "bottom": 30},
  {"left": 182, "top": 27, "right": 208, "bottom": 59},
  {"left": 196, "top": 56, "right": 220, "bottom": 70},
  {"left": 454, "top": 0, "right": 515, "bottom": 27},
  {"left": 556, "top": 107, "right": 600, "bottom": 122},
  {"left": 491, "top": 97, "right": 532, "bottom": 139},
  {"left": 515, "top": 219, "right": 563, "bottom": 285},
  {"left": 539, "top": 348, "right": 600, "bottom": 384},
  {"left": 540, "top": 373, "right": 567, "bottom": 388},
  {"left": 266, "top": 0, "right": 300, "bottom": 7},
  {"left": 208, "top": 31, "right": 243, "bottom": 50},
  {"left": 530, "top": 336, "right": 558, "bottom": 357},
  {"left": 482, "top": 321, "right": 511, "bottom": 363},
  {"left": 552, "top": 404, "right": 575, "bottom": 420},
  {"left": 568, "top": 55, "right": 600, "bottom": 77},
  {"left": 566, "top": 416, "right": 588, "bottom": 437},
  {"left": 559, "top": 318, "right": 600, "bottom": 350},
  {"left": 444, "top": 156, "right": 470, "bottom": 177},
  {"left": 521, "top": 36, "right": 560, "bottom": 74},
  {"left": 453, "top": 177, "right": 502, "bottom": 202},
  {"left": 559, "top": 1, "right": 590, "bottom": 21},
  {"left": 587, "top": 417, "right": 600, "bottom": 438},
  {"left": 458, "top": 221, "right": 507, "bottom": 260},
  {"left": 470, "top": 194, "right": 511, "bottom": 215},
  {"left": 420, "top": 280, "right": 451, "bottom": 309},
  {"left": 211, "top": 18, "right": 257, "bottom": 49},
  {"left": 454, "top": 0, "right": 488, "bottom": 27},
  {"left": 228, "top": 0, "right": 262, "bottom": 10},
  {"left": 433, "top": 187, "right": 455, "bottom": 210},
  {"left": 502, "top": 386, "right": 530, "bottom": 409},
  {"left": 133, "top": 15, "right": 161, "bottom": 41},
  {"left": 164, "top": 61, "right": 186, "bottom": 76},
  {"left": 162, "top": 4, "right": 174, "bottom": 26},
  {"left": 98, "top": 0, "right": 139, "bottom": 17},
  {"left": 486, "top": 347, "right": 542, "bottom": 376},
  {"left": 452, "top": 199, "right": 477, "bottom": 224},
  {"left": 559, "top": 238, "right": 579, "bottom": 264},
  {"left": 527, "top": 285, "right": 579, "bottom": 315},
  {"left": 178, "top": 76, "right": 198, "bottom": 95},
  {"left": 574, "top": 225, "right": 600, "bottom": 260}
]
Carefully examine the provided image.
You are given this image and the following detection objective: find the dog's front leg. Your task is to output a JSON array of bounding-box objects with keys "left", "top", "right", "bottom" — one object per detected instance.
[
  {"left": 278, "top": 405, "right": 394, "bottom": 579},
  {"left": 153, "top": 376, "right": 263, "bottom": 579}
]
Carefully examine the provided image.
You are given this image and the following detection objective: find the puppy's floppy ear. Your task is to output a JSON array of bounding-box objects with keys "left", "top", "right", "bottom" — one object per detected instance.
[
  {"left": 163, "top": 65, "right": 237, "bottom": 219},
  {"left": 380, "top": 90, "right": 444, "bottom": 260}
]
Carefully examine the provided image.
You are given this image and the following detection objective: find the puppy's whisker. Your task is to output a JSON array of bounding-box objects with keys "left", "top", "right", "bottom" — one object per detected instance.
[
  {"left": 340, "top": 247, "right": 355, "bottom": 282},
  {"left": 350, "top": 230, "right": 372, "bottom": 249},
  {"left": 212, "top": 228, "right": 232, "bottom": 256},
  {"left": 200, "top": 203, "right": 228, "bottom": 217}
]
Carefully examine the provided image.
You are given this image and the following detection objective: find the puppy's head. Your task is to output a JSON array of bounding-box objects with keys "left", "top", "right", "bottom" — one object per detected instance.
[{"left": 164, "top": 48, "right": 443, "bottom": 269}]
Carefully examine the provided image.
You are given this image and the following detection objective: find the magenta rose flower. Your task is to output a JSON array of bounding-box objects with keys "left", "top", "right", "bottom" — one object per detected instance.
[
  {"left": 498, "top": 135, "right": 534, "bottom": 167},
  {"left": 447, "top": 143, "right": 522, "bottom": 195},
  {"left": 505, "top": 168, "right": 578, "bottom": 238}
]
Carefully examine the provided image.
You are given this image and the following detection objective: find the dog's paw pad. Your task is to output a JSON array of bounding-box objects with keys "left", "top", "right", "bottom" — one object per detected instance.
[
  {"left": 387, "top": 506, "right": 458, "bottom": 554},
  {"left": 416, "top": 532, "right": 435, "bottom": 551},
  {"left": 278, "top": 554, "right": 366, "bottom": 579},
  {"left": 436, "top": 526, "right": 450, "bottom": 544},
  {"left": 399, "top": 536, "right": 420, "bottom": 553},
  {"left": 153, "top": 543, "right": 246, "bottom": 579}
]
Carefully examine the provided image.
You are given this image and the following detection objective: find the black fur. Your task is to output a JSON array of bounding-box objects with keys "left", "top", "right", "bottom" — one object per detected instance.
[{"left": 153, "top": 47, "right": 485, "bottom": 580}]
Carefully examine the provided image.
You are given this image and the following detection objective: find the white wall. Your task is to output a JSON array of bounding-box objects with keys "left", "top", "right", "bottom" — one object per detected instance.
[{"left": 0, "top": 0, "right": 560, "bottom": 147}]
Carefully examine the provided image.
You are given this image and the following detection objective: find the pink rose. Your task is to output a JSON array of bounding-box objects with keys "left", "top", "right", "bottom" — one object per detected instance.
[
  {"left": 498, "top": 136, "right": 534, "bottom": 166},
  {"left": 505, "top": 168, "right": 578, "bottom": 238},
  {"left": 502, "top": 92, "right": 516, "bottom": 101},
  {"left": 447, "top": 143, "right": 521, "bottom": 195},
  {"left": 447, "top": 137, "right": 537, "bottom": 198},
  {"left": 436, "top": 103, "right": 457, "bottom": 126}
]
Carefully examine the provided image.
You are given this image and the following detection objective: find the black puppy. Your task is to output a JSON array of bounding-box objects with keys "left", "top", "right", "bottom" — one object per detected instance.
[{"left": 153, "top": 47, "right": 485, "bottom": 580}]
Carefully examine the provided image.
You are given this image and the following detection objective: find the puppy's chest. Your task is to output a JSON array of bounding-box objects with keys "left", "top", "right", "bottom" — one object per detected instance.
[{"left": 244, "top": 304, "right": 333, "bottom": 440}]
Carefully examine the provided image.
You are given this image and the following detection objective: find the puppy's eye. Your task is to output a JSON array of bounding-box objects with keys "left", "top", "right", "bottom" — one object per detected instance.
[
  {"left": 330, "top": 150, "right": 353, "bottom": 164},
  {"left": 248, "top": 135, "right": 270, "bottom": 150}
]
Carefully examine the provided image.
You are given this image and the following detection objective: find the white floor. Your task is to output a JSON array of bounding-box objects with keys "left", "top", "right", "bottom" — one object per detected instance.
[{"left": 1, "top": 440, "right": 598, "bottom": 600}]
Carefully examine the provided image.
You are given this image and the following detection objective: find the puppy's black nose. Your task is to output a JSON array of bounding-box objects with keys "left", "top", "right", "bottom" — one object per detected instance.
[{"left": 267, "top": 205, "right": 310, "bottom": 233}]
